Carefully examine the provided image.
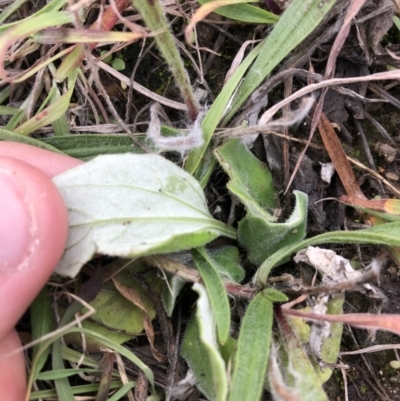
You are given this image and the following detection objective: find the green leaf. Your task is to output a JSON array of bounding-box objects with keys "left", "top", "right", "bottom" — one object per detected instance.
[
  {"left": 112, "top": 58, "right": 126, "bottom": 71},
  {"left": 52, "top": 339, "right": 74, "bottom": 401},
  {"left": 222, "top": 0, "right": 339, "bottom": 123},
  {"left": 34, "top": 327, "right": 155, "bottom": 393},
  {"left": 14, "top": 70, "right": 77, "bottom": 135},
  {"left": 393, "top": 15, "right": 400, "bottom": 31},
  {"left": 52, "top": 153, "right": 236, "bottom": 277},
  {"left": 0, "top": 0, "right": 68, "bottom": 35},
  {"left": 30, "top": 287, "right": 54, "bottom": 378},
  {"left": 264, "top": 287, "right": 288, "bottom": 303},
  {"left": 273, "top": 307, "right": 329, "bottom": 401},
  {"left": 318, "top": 294, "right": 344, "bottom": 382},
  {"left": 256, "top": 221, "right": 400, "bottom": 285},
  {"left": 107, "top": 382, "right": 136, "bottom": 401},
  {"left": 181, "top": 284, "right": 228, "bottom": 401},
  {"left": 0, "top": 0, "right": 30, "bottom": 25},
  {"left": 60, "top": 345, "right": 100, "bottom": 368},
  {"left": 215, "top": 140, "right": 306, "bottom": 270},
  {"left": 192, "top": 247, "right": 231, "bottom": 344},
  {"left": 285, "top": 294, "right": 343, "bottom": 384},
  {"left": 239, "top": 190, "right": 308, "bottom": 265},
  {"left": 229, "top": 290, "right": 273, "bottom": 401},
  {"left": 185, "top": 41, "right": 264, "bottom": 177},
  {"left": 197, "top": 0, "right": 279, "bottom": 24},
  {"left": 37, "top": 368, "right": 102, "bottom": 380},
  {"left": 30, "top": 381, "right": 126, "bottom": 400},
  {"left": 208, "top": 245, "right": 245, "bottom": 283},
  {"left": 215, "top": 138, "right": 277, "bottom": 219},
  {"left": 0, "top": 127, "right": 65, "bottom": 153},
  {"left": 161, "top": 274, "right": 186, "bottom": 316},
  {"left": 49, "top": 84, "right": 70, "bottom": 136},
  {"left": 66, "top": 270, "right": 160, "bottom": 350},
  {"left": 41, "top": 134, "right": 146, "bottom": 160},
  {"left": 0, "top": 105, "right": 19, "bottom": 115},
  {"left": 100, "top": 50, "right": 113, "bottom": 64}
]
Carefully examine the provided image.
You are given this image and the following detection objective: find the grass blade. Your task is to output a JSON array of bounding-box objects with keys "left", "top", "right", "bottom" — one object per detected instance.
[
  {"left": 222, "top": 0, "right": 339, "bottom": 123},
  {"left": 185, "top": 41, "right": 264, "bottom": 176},
  {"left": 30, "top": 287, "right": 54, "bottom": 379},
  {"left": 198, "top": 0, "right": 279, "bottom": 24},
  {"left": 13, "top": 71, "right": 77, "bottom": 135},
  {"left": 0, "top": 11, "right": 73, "bottom": 80},
  {"left": 192, "top": 247, "right": 231, "bottom": 344}
]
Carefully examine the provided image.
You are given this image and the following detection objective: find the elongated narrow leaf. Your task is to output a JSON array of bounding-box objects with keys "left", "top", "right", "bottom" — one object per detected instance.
[
  {"left": 35, "top": 327, "right": 155, "bottom": 392},
  {"left": 256, "top": 221, "right": 400, "bottom": 285},
  {"left": 0, "top": 11, "right": 73, "bottom": 79},
  {"left": 185, "top": 41, "right": 264, "bottom": 177},
  {"left": 14, "top": 70, "right": 77, "bottom": 135},
  {"left": 30, "top": 287, "right": 54, "bottom": 378},
  {"left": 0, "top": 106, "right": 19, "bottom": 115},
  {"left": 198, "top": 0, "right": 279, "bottom": 24},
  {"left": 186, "top": 0, "right": 275, "bottom": 43},
  {"left": 52, "top": 339, "right": 74, "bottom": 401},
  {"left": 222, "top": 0, "right": 339, "bottom": 123},
  {"left": 181, "top": 284, "right": 228, "bottom": 401},
  {"left": 30, "top": 381, "right": 125, "bottom": 399},
  {"left": 229, "top": 290, "right": 275, "bottom": 401},
  {"left": 192, "top": 247, "right": 231, "bottom": 344},
  {"left": 239, "top": 190, "right": 308, "bottom": 265},
  {"left": 0, "top": 0, "right": 67, "bottom": 35},
  {"left": 0, "top": 127, "right": 64, "bottom": 153},
  {"left": 53, "top": 153, "right": 236, "bottom": 277},
  {"left": 41, "top": 134, "right": 146, "bottom": 160},
  {"left": 49, "top": 84, "right": 70, "bottom": 137}
]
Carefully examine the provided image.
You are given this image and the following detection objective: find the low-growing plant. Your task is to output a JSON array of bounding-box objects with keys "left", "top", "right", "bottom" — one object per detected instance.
[{"left": 1, "top": 0, "right": 400, "bottom": 400}]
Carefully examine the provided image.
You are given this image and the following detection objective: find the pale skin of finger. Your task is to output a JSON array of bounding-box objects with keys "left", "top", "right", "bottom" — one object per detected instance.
[
  {"left": 0, "top": 142, "right": 82, "bottom": 401},
  {"left": 0, "top": 142, "right": 82, "bottom": 177},
  {"left": 0, "top": 331, "right": 27, "bottom": 401}
]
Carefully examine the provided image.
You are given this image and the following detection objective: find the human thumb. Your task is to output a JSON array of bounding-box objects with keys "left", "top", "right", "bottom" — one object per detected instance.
[{"left": 0, "top": 157, "right": 69, "bottom": 340}]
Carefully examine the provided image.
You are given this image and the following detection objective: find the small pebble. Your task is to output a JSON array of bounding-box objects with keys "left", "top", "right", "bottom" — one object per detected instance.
[{"left": 375, "top": 142, "right": 397, "bottom": 163}]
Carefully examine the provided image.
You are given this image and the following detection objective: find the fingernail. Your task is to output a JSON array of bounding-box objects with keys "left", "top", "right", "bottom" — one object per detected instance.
[{"left": 0, "top": 171, "right": 33, "bottom": 272}]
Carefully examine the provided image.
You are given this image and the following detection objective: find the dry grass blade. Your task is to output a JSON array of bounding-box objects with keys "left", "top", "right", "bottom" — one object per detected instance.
[
  {"left": 340, "top": 343, "right": 400, "bottom": 356},
  {"left": 97, "top": 61, "right": 187, "bottom": 111},
  {"left": 325, "top": 0, "right": 368, "bottom": 79},
  {"left": 317, "top": 112, "right": 366, "bottom": 199},
  {"left": 112, "top": 278, "right": 166, "bottom": 362},
  {"left": 55, "top": 0, "right": 132, "bottom": 81},
  {"left": 282, "top": 308, "right": 400, "bottom": 337},
  {"left": 224, "top": 39, "right": 259, "bottom": 84},
  {"left": 185, "top": 0, "right": 254, "bottom": 45},
  {"left": 35, "top": 28, "right": 148, "bottom": 44},
  {"left": 0, "top": 12, "right": 72, "bottom": 81},
  {"left": 259, "top": 69, "right": 400, "bottom": 124}
]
